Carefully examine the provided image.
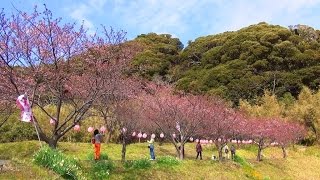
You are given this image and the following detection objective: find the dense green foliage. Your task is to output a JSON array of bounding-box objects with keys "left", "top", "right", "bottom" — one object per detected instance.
[
  {"left": 0, "top": 112, "right": 37, "bottom": 143},
  {"left": 156, "top": 156, "right": 180, "bottom": 167},
  {"left": 87, "top": 152, "right": 110, "bottom": 161},
  {"left": 241, "top": 87, "right": 320, "bottom": 144},
  {"left": 90, "top": 160, "right": 114, "bottom": 180},
  {"left": 177, "top": 23, "right": 320, "bottom": 104},
  {"left": 33, "top": 145, "right": 82, "bottom": 179},
  {"left": 124, "top": 158, "right": 152, "bottom": 169},
  {"left": 131, "top": 23, "right": 320, "bottom": 104},
  {"left": 130, "top": 33, "right": 183, "bottom": 80}
]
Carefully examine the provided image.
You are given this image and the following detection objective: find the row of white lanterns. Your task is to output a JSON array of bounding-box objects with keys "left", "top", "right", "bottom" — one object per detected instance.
[{"left": 50, "top": 121, "right": 271, "bottom": 145}]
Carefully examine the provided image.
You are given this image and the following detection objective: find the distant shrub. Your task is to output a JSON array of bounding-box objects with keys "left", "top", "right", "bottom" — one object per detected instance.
[
  {"left": 33, "top": 145, "right": 82, "bottom": 179},
  {"left": 156, "top": 156, "right": 180, "bottom": 167},
  {"left": 124, "top": 159, "right": 151, "bottom": 169}
]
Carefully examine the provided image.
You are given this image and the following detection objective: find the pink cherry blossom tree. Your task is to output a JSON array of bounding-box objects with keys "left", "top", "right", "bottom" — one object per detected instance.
[
  {"left": 113, "top": 99, "right": 148, "bottom": 162},
  {"left": 246, "top": 118, "right": 305, "bottom": 161},
  {"left": 0, "top": 6, "right": 129, "bottom": 148},
  {"left": 272, "top": 120, "right": 305, "bottom": 158},
  {"left": 0, "top": 99, "right": 13, "bottom": 128},
  {"left": 201, "top": 98, "right": 246, "bottom": 161},
  {"left": 141, "top": 85, "right": 212, "bottom": 160}
]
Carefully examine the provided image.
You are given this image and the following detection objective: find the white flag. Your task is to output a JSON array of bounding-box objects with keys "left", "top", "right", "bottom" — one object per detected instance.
[{"left": 16, "top": 94, "right": 33, "bottom": 122}]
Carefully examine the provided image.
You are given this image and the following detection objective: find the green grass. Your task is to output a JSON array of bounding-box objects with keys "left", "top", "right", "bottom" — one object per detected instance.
[{"left": 0, "top": 141, "right": 320, "bottom": 179}]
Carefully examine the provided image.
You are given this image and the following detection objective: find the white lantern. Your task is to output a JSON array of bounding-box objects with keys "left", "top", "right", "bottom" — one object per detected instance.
[
  {"left": 172, "top": 133, "right": 176, "bottom": 138},
  {"left": 132, "top": 132, "right": 136, "bottom": 137},
  {"left": 151, "top": 134, "right": 156, "bottom": 139},
  {"left": 137, "top": 132, "right": 142, "bottom": 138},
  {"left": 122, "top": 127, "right": 127, "bottom": 133},
  {"left": 160, "top": 133, "right": 164, "bottom": 138},
  {"left": 50, "top": 118, "right": 56, "bottom": 125},
  {"left": 100, "top": 126, "right": 106, "bottom": 133},
  {"left": 195, "top": 139, "right": 199, "bottom": 143},
  {"left": 142, "top": 133, "right": 147, "bottom": 138},
  {"left": 74, "top": 124, "right": 80, "bottom": 131},
  {"left": 87, "top": 127, "right": 94, "bottom": 133},
  {"left": 218, "top": 138, "right": 222, "bottom": 142},
  {"left": 209, "top": 140, "right": 213, "bottom": 144},
  {"left": 189, "top": 137, "right": 194, "bottom": 142}
]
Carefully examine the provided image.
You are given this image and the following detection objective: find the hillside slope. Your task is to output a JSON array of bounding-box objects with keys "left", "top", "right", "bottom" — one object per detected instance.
[{"left": 0, "top": 141, "right": 319, "bottom": 179}]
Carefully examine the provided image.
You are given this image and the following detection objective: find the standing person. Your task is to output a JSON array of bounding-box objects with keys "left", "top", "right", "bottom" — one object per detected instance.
[
  {"left": 231, "top": 145, "right": 236, "bottom": 160},
  {"left": 147, "top": 134, "right": 156, "bottom": 160},
  {"left": 93, "top": 129, "right": 103, "bottom": 160},
  {"left": 222, "top": 144, "right": 229, "bottom": 160},
  {"left": 196, "top": 141, "right": 202, "bottom": 160}
]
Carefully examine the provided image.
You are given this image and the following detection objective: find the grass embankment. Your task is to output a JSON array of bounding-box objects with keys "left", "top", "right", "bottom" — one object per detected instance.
[{"left": 0, "top": 141, "right": 319, "bottom": 179}]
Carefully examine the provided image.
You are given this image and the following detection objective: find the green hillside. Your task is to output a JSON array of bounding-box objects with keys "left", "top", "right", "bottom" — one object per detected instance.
[{"left": 131, "top": 23, "right": 320, "bottom": 104}]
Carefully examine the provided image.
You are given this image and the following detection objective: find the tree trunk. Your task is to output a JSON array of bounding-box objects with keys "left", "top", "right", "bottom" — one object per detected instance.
[
  {"left": 121, "top": 136, "right": 126, "bottom": 162},
  {"left": 257, "top": 146, "right": 263, "bottom": 161},
  {"left": 175, "top": 146, "right": 181, "bottom": 159},
  {"left": 281, "top": 146, "right": 287, "bottom": 158},
  {"left": 256, "top": 139, "right": 264, "bottom": 161},
  {"left": 179, "top": 144, "right": 185, "bottom": 160},
  {"left": 218, "top": 147, "right": 223, "bottom": 161},
  {"left": 215, "top": 143, "right": 223, "bottom": 161},
  {"left": 47, "top": 137, "right": 58, "bottom": 148},
  {"left": 106, "top": 130, "right": 113, "bottom": 143}
]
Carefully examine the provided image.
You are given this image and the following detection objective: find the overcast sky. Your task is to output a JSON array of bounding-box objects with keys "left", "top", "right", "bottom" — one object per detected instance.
[{"left": 2, "top": 0, "right": 320, "bottom": 45}]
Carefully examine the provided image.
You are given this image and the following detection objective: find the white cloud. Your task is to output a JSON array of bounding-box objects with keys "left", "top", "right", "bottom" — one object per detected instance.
[
  {"left": 211, "top": 0, "right": 320, "bottom": 33},
  {"left": 67, "top": 0, "right": 107, "bottom": 34},
  {"left": 64, "top": 0, "right": 320, "bottom": 43},
  {"left": 111, "top": 0, "right": 220, "bottom": 39}
]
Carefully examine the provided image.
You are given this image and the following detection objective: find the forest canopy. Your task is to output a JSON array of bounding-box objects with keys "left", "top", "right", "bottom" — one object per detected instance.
[{"left": 130, "top": 22, "right": 320, "bottom": 104}]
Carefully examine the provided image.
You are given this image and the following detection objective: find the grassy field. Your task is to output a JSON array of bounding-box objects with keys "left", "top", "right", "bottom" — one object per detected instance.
[{"left": 0, "top": 141, "right": 319, "bottom": 180}]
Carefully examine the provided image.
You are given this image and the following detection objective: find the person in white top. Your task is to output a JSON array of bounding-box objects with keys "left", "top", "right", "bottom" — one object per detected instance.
[
  {"left": 147, "top": 134, "right": 156, "bottom": 160},
  {"left": 222, "top": 144, "right": 229, "bottom": 160}
]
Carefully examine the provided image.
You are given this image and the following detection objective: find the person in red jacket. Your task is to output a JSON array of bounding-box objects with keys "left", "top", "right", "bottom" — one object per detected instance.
[{"left": 196, "top": 141, "right": 202, "bottom": 160}]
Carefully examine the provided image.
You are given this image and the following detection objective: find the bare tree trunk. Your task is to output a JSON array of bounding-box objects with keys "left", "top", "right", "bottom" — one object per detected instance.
[
  {"left": 281, "top": 145, "right": 287, "bottom": 158},
  {"left": 218, "top": 147, "right": 223, "bottom": 161},
  {"left": 175, "top": 146, "right": 181, "bottom": 159},
  {"left": 179, "top": 144, "right": 185, "bottom": 160},
  {"left": 48, "top": 136, "right": 58, "bottom": 148},
  {"left": 106, "top": 130, "right": 113, "bottom": 143},
  {"left": 33, "top": 117, "right": 59, "bottom": 148},
  {"left": 121, "top": 136, "right": 127, "bottom": 162},
  {"left": 257, "top": 147, "right": 262, "bottom": 161},
  {"left": 214, "top": 143, "right": 223, "bottom": 161}
]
